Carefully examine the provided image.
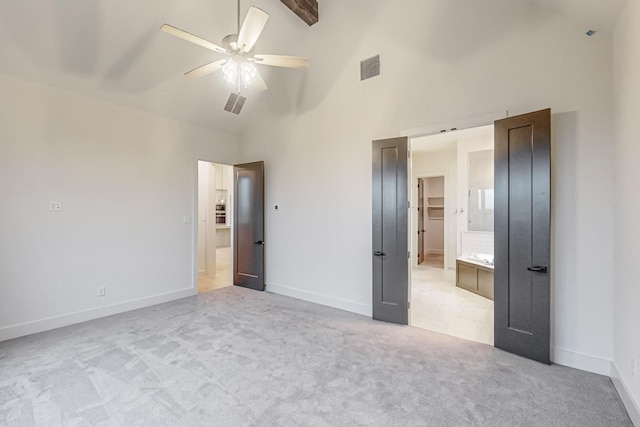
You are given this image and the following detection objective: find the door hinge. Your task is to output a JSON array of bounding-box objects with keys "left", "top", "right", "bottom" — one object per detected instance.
[
  {"left": 408, "top": 251, "right": 411, "bottom": 259},
  {"left": 408, "top": 301, "right": 411, "bottom": 309},
  {"left": 408, "top": 151, "right": 411, "bottom": 158},
  {"left": 408, "top": 200, "right": 411, "bottom": 209}
]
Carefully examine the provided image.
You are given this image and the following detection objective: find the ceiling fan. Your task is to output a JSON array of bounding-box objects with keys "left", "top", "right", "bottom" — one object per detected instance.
[{"left": 160, "top": 0, "right": 310, "bottom": 95}]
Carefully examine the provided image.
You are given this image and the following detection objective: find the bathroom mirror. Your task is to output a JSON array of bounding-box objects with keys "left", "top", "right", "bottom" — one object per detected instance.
[{"left": 468, "top": 149, "right": 494, "bottom": 232}]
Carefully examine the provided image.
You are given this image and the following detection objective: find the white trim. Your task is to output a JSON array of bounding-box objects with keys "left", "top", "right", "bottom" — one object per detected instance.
[
  {"left": 193, "top": 157, "right": 235, "bottom": 293},
  {"left": 401, "top": 111, "right": 507, "bottom": 138},
  {"left": 552, "top": 346, "right": 613, "bottom": 376},
  {"left": 413, "top": 171, "right": 449, "bottom": 270},
  {"left": 553, "top": 348, "right": 640, "bottom": 424},
  {"left": 266, "top": 283, "right": 372, "bottom": 317},
  {"left": 611, "top": 364, "right": 640, "bottom": 426},
  {"left": 0, "top": 288, "right": 196, "bottom": 342},
  {"left": 193, "top": 156, "right": 201, "bottom": 292}
]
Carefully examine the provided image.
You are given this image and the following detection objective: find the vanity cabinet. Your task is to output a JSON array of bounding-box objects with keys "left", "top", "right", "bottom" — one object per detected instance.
[{"left": 456, "top": 259, "right": 494, "bottom": 300}]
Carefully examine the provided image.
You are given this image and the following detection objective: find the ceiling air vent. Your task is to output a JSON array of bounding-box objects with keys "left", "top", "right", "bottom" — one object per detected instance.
[
  {"left": 224, "top": 93, "right": 247, "bottom": 115},
  {"left": 360, "top": 54, "right": 381, "bottom": 81}
]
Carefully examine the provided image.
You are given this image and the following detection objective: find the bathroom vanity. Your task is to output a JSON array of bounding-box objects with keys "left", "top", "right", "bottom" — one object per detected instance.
[{"left": 456, "top": 259, "right": 494, "bottom": 300}]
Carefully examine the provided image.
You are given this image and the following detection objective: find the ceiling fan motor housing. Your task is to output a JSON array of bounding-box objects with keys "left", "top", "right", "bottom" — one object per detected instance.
[{"left": 222, "top": 34, "right": 239, "bottom": 52}]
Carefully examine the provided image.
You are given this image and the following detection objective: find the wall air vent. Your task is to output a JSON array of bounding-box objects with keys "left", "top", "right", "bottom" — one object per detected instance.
[
  {"left": 224, "top": 93, "right": 247, "bottom": 115},
  {"left": 360, "top": 54, "right": 381, "bottom": 81}
]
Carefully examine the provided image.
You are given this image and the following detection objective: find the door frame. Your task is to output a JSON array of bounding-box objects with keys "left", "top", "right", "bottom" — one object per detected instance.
[
  {"left": 192, "top": 157, "right": 235, "bottom": 293},
  {"left": 402, "top": 111, "right": 507, "bottom": 330},
  {"left": 412, "top": 172, "right": 449, "bottom": 270}
]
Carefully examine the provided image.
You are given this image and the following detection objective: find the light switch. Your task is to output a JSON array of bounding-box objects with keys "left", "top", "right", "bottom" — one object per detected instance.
[
  {"left": 49, "top": 201, "right": 63, "bottom": 212},
  {"left": 183, "top": 215, "right": 192, "bottom": 224}
]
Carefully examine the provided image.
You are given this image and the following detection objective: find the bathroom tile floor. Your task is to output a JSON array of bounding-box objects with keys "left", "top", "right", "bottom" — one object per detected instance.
[
  {"left": 411, "top": 264, "right": 494, "bottom": 345},
  {"left": 422, "top": 253, "right": 444, "bottom": 268},
  {"left": 198, "top": 246, "right": 232, "bottom": 293}
]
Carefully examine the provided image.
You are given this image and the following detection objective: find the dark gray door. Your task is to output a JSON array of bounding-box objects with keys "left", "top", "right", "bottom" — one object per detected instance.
[
  {"left": 494, "top": 109, "right": 551, "bottom": 364},
  {"left": 417, "top": 178, "right": 425, "bottom": 265},
  {"left": 372, "top": 137, "right": 409, "bottom": 325},
  {"left": 233, "top": 161, "right": 265, "bottom": 291}
]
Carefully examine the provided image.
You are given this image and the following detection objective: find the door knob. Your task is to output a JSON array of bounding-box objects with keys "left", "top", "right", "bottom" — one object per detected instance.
[
  {"left": 254, "top": 240, "right": 265, "bottom": 245},
  {"left": 527, "top": 265, "right": 548, "bottom": 274},
  {"left": 373, "top": 251, "right": 385, "bottom": 257}
]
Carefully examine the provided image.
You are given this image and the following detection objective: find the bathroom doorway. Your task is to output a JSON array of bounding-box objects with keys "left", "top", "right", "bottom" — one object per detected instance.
[
  {"left": 409, "top": 125, "right": 495, "bottom": 346},
  {"left": 197, "top": 160, "right": 234, "bottom": 293}
]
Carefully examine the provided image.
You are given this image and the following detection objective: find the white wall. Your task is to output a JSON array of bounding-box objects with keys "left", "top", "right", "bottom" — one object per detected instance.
[
  {"left": 411, "top": 151, "right": 457, "bottom": 269},
  {"left": 612, "top": 0, "right": 640, "bottom": 420},
  {"left": 240, "top": 0, "right": 615, "bottom": 374},
  {"left": 198, "top": 162, "right": 208, "bottom": 275},
  {"left": 197, "top": 161, "right": 219, "bottom": 276},
  {"left": 0, "top": 73, "right": 240, "bottom": 341}
]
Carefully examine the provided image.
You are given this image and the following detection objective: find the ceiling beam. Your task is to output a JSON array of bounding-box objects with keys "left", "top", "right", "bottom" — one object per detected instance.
[{"left": 280, "top": 0, "right": 318, "bottom": 26}]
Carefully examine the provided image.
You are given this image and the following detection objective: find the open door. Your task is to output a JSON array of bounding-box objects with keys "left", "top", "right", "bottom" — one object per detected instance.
[
  {"left": 233, "top": 161, "right": 265, "bottom": 291},
  {"left": 417, "top": 178, "right": 425, "bottom": 265},
  {"left": 494, "top": 109, "right": 551, "bottom": 364},
  {"left": 372, "top": 137, "right": 409, "bottom": 324}
]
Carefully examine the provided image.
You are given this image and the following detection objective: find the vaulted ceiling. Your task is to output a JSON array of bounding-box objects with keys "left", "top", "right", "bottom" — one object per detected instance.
[{"left": 0, "top": 0, "right": 626, "bottom": 136}]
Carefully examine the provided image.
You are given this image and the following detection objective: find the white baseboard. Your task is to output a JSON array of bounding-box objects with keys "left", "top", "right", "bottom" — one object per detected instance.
[
  {"left": 266, "top": 283, "right": 372, "bottom": 317},
  {"left": 0, "top": 287, "right": 197, "bottom": 342},
  {"left": 611, "top": 364, "right": 640, "bottom": 426},
  {"left": 426, "top": 250, "right": 444, "bottom": 255},
  {"left": 552, "top": 347, "right": 613, "bottom": 376},
  {"left": 549, "top": 346, "right": 640, "bottom": 423}
]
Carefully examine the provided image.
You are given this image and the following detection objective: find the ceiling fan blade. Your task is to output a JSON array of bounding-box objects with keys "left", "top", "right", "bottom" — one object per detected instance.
[
  {"left": 160, "top": 24, "right": 227, "bottom": 55},
  {"left": 252, "top": 71, "right": 268, "bottom": 92},
  {"left": 254, "top": 54, "right": 310, "bottom": 69},
  {"left": 185, "top": 59, "right": 227, "bottom": 78},
  {"left": 237, "top": 7, "right": 269, "bottom": 53}
]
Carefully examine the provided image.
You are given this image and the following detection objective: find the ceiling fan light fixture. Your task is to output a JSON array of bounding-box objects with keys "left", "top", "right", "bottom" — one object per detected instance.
[
  {"left": 240, "top": 60, "right": 257, "bottom": 87},
  {"left": 223, "top": 57, "right": 258, "bottom": 90},
  {"left": 222, "top": 58, "right": 238, "bottom": 84}
]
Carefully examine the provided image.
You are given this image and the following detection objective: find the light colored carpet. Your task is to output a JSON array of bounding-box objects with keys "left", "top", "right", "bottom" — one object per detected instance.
[{"left": 0, "top": 286, "right": 632, "bottom": 426}]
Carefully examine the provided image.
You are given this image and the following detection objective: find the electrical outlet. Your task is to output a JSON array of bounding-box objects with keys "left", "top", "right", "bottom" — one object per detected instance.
[
  {"left": 49, "top": 201, "right": 63, "bottom": 212},
  {"left": 97, "top": 287, "right": 106, "bottom": 297},
  {"left": 633, "top": 358, "right": 637, "bottom": 378}
]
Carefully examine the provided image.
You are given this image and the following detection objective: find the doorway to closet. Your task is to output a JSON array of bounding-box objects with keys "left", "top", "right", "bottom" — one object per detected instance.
[
  {"left": 197, "top": 160, "right": 234, "bottom": 293},
  {"left": 418, "top": 176, "right": 445, "bottom": 268}
]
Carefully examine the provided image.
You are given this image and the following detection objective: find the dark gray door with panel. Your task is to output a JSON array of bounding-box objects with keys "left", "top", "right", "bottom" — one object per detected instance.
[
  {"left": 233, "top": 161, "right": 265, "bottom": 291},
  {"left": 372, "top": 137, "right": 409, "bottom": 325},
  {"left": 494, "top": 109, "right": 551, "bottom": 364}
]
